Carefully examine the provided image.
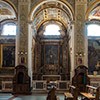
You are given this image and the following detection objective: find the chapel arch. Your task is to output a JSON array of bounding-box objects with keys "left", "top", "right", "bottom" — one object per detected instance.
[
  {"left": 85, "top": 0, "right": 100, "bottom": 21},
  {"left": 85, "top": 1, "right": 100, "bottom": 74},
  {"left": 29, "top": 0, "right": 74, "bottom": 81},
  {"left": 0, "top": 0, "right": 17, "bottom": 67},
  {"left": 29, "top": 0, "right": 74, "bottom": 22},
  {"left": 0, "top": 0, "right": 17, "bottom": 22}
]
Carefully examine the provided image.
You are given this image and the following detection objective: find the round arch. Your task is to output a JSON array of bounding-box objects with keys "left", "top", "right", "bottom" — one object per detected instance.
[
  {"left": 28, "top": 0, "right": 74, "bottom": 22},
  {"left": 37, "top": 20, "right": 66, "bottom": 36},
  {"left": 37, "top": 19, "right": 67, "bottom": 31},
  {"left": 1, "top": 0, "right": 18, "bottom": 19},
  {"left": 85, "top": 0, "right": 100, "bottom": 21}
]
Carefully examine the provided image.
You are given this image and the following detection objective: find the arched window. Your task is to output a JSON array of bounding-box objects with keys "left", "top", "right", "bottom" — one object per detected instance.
[
  {"left": 44, "top": 24, "right": 61, "bottom": 35},
  {"left": 2, "top": 23, "right": 17, "bottom": 35},
  {"left": 87, "top": 23, "right": 100, "bottom": 36}
]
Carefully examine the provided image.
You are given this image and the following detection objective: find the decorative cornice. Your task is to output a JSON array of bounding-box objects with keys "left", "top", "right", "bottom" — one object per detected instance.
[{"left": 0, "top": 38, "right": 15, "bottom": 44}]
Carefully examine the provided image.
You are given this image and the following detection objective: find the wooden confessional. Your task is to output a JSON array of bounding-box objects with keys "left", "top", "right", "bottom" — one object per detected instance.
[
  {"left": 72, "top": 65, "right": 90, "bottom": 93},
  {"left": 12, "top": 65, "right": 31, "bottom": 94}
]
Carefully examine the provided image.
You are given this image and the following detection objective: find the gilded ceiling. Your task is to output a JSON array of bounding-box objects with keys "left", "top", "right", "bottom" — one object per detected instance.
[
  {"left": 31, "top": 1, "right": 74, "bottom": 31},
  {"left": 0, "top": 0, "right": 100, "bottom": 25}
]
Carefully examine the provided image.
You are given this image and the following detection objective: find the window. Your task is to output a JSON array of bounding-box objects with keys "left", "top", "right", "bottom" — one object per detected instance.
[
  {"left": 44, "top": 24, "right": 61, "bottom": 35},
  {"left": 2, "top": 23, "right": 17, "bottom": 35},
  {"left": 87, "top": 24, "right": 100, "bottom": 36}
]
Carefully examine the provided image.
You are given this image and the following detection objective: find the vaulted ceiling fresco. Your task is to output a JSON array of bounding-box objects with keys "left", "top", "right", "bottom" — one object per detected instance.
[
  {"left": 31, "top": 1, "right": 73, "bottom": 31},
  {"left": 89, "top": 4, "right": 100, "bottom": 20},
  {"left": 0, "top": 1, "right": 16, "bottom": 22}
]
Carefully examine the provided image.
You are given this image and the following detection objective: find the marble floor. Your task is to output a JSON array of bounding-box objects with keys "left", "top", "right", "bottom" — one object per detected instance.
[{"left": 0, "top": 93, "right": 64, "bottom": 100}]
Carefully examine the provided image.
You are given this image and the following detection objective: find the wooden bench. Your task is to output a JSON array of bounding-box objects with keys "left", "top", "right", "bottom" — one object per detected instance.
[
  {"left": 64, "top": 85, "right": 78, "bottom": 100},
  {"left": 80, "top": 85, "right": 100, "bottom": 100},
  {"left": 46, "top": 87, "right": 57, "bottom": 100}
]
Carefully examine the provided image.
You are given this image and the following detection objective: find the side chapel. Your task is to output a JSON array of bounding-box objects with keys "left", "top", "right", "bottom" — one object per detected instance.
[{"left": 0, "top": 0, "right": 100, "bottom": 93}]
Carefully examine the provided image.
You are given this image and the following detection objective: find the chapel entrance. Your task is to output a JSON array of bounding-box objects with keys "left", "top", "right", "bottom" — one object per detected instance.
[{"left": 32, "top": 24, "right": 70, "bottom": 81}]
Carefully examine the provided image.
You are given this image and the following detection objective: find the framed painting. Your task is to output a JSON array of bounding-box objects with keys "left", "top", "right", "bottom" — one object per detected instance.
[
  {"left": 44, "top": 45, "right": 59, "bottom": 65},
  {"left": 1, "top": 44, "right": 15, "bottom": 67}
]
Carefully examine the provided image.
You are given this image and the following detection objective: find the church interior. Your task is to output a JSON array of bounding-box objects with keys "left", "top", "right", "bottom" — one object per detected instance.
[{"left": 0, "top": 0, "right": 100, "bottom": 100}]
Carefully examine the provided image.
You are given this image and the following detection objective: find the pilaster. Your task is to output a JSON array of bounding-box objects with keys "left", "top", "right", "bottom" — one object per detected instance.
[
  {"left": 16, "top": 0, "right": 31, "bottom": 66},
  {"left": 74, "top": 0, "right": 88, "bottom": 67},
  {"left": 0, "top": 45, "right": 2, "bottom": 68}
]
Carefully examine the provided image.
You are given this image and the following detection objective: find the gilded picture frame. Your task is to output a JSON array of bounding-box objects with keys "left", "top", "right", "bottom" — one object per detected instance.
[{"left": 1, "top": 44, "right": 15, "bottom": 68}]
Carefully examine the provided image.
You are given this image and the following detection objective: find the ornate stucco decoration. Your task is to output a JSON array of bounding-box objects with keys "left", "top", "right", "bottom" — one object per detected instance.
[{"left": 30, "top": 0, "right": 74, "bottom": 32}]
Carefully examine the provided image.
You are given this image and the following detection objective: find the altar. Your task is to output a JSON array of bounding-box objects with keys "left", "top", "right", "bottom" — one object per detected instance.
[{"left": 42, "top": 75, "right": 61, "bottom": 81}]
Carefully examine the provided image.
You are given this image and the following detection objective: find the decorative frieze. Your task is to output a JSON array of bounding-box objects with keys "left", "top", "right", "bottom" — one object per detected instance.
[{"left": 0, "top": 39, "right": 15, "bottom": 44}]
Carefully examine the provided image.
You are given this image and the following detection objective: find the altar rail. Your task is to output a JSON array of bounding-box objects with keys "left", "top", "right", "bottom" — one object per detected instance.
[
  {"left": 0, "top": 75, "right": 13, "bottom": 92},
  {"left": 32, "top": 80, "right": 71, "bottom": 91},
  {"left": 2, "top": 81, "right": 12, "bottom": 92},
  {"left": 89, "top": 75, "right": 100, "bottom": 87}
]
